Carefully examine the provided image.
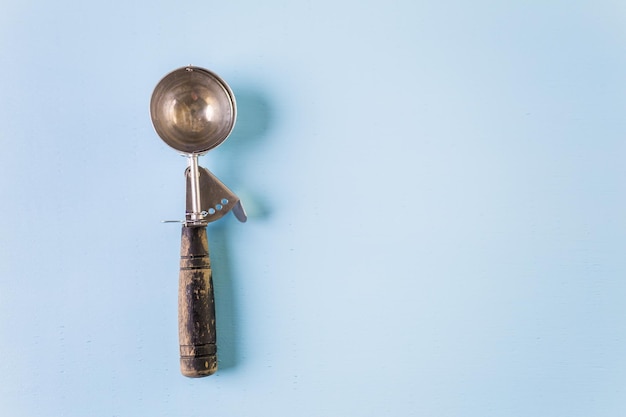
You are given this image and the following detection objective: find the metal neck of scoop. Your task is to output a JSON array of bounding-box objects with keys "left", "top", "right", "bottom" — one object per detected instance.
[{"left": 186, "top": 154, "right": 206, "bottom": 226}]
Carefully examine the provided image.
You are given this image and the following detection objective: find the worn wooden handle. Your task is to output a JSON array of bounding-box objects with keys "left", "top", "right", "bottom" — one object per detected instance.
[{"left": 178, "top": 225, "right": 217, "bottom": 377}]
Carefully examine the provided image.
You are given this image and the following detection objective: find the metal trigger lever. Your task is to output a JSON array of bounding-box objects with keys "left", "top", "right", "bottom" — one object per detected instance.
[{"left": 184, "top": 165, "right": 247, "bottom": 224}]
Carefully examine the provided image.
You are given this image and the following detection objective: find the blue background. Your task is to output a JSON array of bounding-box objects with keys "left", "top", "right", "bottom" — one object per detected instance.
[{"left": 1, "top": 0, "right": 626, "bottom": 415}]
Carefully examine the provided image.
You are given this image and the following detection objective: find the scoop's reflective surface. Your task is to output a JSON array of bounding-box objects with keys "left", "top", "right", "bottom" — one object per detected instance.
[{"left": 150, "top": 66, "right": 237, "bottom": 154}]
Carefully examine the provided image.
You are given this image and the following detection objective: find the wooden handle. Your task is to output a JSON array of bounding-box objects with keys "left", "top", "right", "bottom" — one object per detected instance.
[{"left": 178, "top": 225, "right": 217, "bottom": 377}]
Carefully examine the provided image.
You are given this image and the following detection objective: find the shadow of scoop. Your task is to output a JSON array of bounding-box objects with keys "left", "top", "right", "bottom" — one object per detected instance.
[
  {"left": 222, "top": 88, "right": 274, "bottom": 156},
  {"left": 210, "top": 85, "right": 274, "bottom": 372},
  {"left": 216, "top": 86, "right": 273, "bottom": 219}
]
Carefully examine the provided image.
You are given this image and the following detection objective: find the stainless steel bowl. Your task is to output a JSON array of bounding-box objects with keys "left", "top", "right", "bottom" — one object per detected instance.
[{"left": 150, "top": 66, "right": 237, "bottom": 154}]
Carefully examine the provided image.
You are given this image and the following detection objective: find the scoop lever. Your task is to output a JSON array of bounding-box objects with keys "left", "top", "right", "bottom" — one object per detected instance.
[{"left": 185, "top": 166, "right": 247, "bottom": 224}]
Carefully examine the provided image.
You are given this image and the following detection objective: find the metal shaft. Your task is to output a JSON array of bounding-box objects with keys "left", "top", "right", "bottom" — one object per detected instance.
[{"left": 188, "top": 154, "right": 202, "bottom": 222}]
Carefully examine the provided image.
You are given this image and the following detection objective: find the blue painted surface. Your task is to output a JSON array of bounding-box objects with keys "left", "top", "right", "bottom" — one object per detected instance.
[{"left": 1, "top": 0, "right": 625, "bottom": 415}]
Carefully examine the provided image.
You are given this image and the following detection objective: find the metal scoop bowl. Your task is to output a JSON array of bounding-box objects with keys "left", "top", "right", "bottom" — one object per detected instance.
[
  {"left": 151, "top": 66, "right": 236, "bottom": 154},
  {"left": 150, "top": 66, "right": 244, "bottom": 377}
]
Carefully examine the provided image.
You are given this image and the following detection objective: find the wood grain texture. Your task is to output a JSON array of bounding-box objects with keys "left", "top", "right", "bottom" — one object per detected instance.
[{"left": 178, "top": 225, "right": 217, "bottom": 377}]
